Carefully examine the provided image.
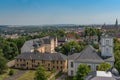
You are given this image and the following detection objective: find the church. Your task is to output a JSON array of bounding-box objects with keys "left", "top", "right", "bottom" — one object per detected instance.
[
  {"left": 102, "top": 19, "right": 120, "bottom": 31},
  {"left": 68, "top": 34, "right": 115, "bottom": 76}
]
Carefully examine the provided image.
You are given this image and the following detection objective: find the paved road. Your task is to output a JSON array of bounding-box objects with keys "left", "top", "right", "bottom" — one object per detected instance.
[
  {"left": 4, "top": 70, "right": 27, "bottom": 80},
  {"left": 7, "top": 60, "right": 15, "bottom": 68}
]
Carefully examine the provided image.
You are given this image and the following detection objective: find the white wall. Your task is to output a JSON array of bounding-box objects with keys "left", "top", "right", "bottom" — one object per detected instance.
[{"left": 68, "top": 60, "right": 74, "bottom": 76}]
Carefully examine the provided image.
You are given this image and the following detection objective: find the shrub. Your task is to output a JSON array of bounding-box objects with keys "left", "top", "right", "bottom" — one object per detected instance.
[{"left": 9, "top": 69, "right": 14, "bottom": 76}]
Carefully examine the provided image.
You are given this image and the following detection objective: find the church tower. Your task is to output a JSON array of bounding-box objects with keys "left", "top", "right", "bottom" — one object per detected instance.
[
  {"left": 115, "top": 19, "right": 118, "bottom": 26},
  {"left": 101, "top": 34, "right": 113, "bottom": 57}
]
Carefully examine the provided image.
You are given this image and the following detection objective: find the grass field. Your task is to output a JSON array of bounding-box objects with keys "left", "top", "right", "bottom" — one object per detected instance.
[
  {"left": 0, "top": 69, "right": 18, "bottom": 80},
  {"left": 17, "top": 70, "right": 36, "bottom": 80},
  {"left": 17, "top": 70, "right": 51, "bottom": 80}
]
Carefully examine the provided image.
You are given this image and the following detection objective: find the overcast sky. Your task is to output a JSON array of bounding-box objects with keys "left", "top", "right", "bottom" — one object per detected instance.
[{"left": 0, "top": 0, "right": 120, "bottom": 25}]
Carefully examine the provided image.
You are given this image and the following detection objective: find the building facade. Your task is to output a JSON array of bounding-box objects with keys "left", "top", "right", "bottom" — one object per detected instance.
[
  {"left": 21, "top": 36, "right": 58, "bottom": 53},
  {"left": 68, "top": 34, "right": 115, "bottom": 76},
  {"left": 15, "top": 52, "right": 67, "bottom": 72}
]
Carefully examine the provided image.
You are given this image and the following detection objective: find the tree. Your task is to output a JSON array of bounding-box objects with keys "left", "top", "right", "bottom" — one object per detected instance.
[
  {"left": 74, "top": 64, "right": 91, "bottom": 80},
  {"left": 0, "top": 55, "right": 7, "bottom": 74},
  {"left": 115, "top": 60, "right": 120, "bottom": 73},
  {"left": 3, "top": 42, "right": 19, "bottom": 60},
  {"left": 34, "top": 66, "right": 47, "bottom": 80},
  {"left": 92, "top": 43, "right": 99, "bottom": 50},
  {"left": 84, "top": 27, "right": 102, "bottom": 42},
  {"left": 9, "top": 69, "right": 14, "bottom": 76},
  {"left": 60, "top": 41, "right": 86, "bottom": 55},
  {"left": 97, "top": 62, "right": 111, "bottom": 71}
]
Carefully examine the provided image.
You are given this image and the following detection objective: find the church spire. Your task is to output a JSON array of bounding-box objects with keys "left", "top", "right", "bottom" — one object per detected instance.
[{"left": 115, "top": 19, "right": 118, "bottom": 26}]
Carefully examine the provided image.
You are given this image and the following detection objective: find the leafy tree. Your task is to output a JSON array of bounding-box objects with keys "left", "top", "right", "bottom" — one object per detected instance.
[
  {"left": 84, "top": 27, "right": 102, "bottom": 42},
  {"left": 115, "top": 60, "right": 120, "bottom": 73},
  {"left": 34, "top": 66, "right": 47, "bottom": 80},
  {"left": 0, "top": 55, "right": 7, "bottom": 74},
  {"left": 92, "top": 43, "right": 99, "bottom": 50},
  {"left": 60, "top": 41, "right": 85, "bottom": 55},
  {"left": 74, "top": 64, "right": 91, "bottom": 80},
  {"left": 3, "top": 42, "right": 19, "bottom": 60},
  {"left": 97, "top": 62, "right": 111, "bottom": 71}
]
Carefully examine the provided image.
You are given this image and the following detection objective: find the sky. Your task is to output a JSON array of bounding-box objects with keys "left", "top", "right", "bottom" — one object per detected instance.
[{"left": 0, "top": 0, "right": 120, "bottom": 25}]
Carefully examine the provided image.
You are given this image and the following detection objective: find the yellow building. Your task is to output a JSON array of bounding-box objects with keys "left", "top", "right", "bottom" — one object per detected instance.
[
  {"left": 15, "top": 36, "right": 68, "bottom": 72},
  {"left": 21, "top": 36, "right": 58, "bottom": 53},
  {"left": 15, "top": 52, "right": 67, "bottom": 72}
]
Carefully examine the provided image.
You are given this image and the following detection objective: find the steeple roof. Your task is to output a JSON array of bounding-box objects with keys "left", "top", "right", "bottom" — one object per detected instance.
[{"left": 115, "top": 19, "right": 118, "bottom": 26}]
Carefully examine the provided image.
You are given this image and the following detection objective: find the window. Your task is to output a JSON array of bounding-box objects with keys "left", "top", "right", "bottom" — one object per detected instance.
[
  {"left": 48, "top": 68, "right": 50, "bottom": 71},
  {"left": 61, "top": 61, "right": 62, "bottom": 64},
  {"left": 88, "top": 65, "right": 91, "bottom": 69},
  {"left": 71, "top": 62, "right": 73, "bottom": 68},
  {"left": 20, "top": 59, "right": 22, "bottom": 62},
  {"left": 32, "top": 60, "right": 35, "bottom": 63},
  {"left": 57, "top": 66, "right": 59, "bottom": 69},
  {"left": 61, "top": 66, "right": 63, "bottom": 69},
  {"left": 42, "top": 60, "right": 45, "bottom": 64},
  {"left": 57, "top": 61, "right": 59, "bottom": 64},
  {"left": 96, "top": 66, "right": 98, "bottom": 70},
  {"left": 48, "top": 64, "right": 50, "bottom": 66},
  {"left": 52, "top": 61, "right": 55, "bottom": 64},
  {"left": 106, "top": 47, "right": 109, "bottom": 53},
  {"left": 106, "top": 40, "right": 109, "bottom": 45},
  {"left": 71, "top": 70, "right": 73, "bottom": 76}
]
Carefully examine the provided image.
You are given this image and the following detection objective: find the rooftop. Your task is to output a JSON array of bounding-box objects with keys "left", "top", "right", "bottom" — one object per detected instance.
[
  {"left": 16, "top": 52, "right": 67, "bottom": 61},
  {"left": 68, "top": 45, "right": 114, "bottom": 63}
]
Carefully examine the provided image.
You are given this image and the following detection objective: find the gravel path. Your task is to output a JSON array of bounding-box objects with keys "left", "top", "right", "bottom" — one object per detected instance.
[{"left": 4, "top": 70, "right": 27, "bottom": 80}]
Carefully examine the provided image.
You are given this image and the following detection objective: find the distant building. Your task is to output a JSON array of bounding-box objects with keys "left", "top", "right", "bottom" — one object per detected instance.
[
  {"left": 102, "top": 19, "right": 120, "bottom": 31},
  {"left": 68, "top": 34, "right": 114, "bottom": 76},
  {"left": 4, "top": 34, "right": 20, "bottom": 39},
  {"left": 84, "top": 36, "right": 98, "bottom": 44},
  {"left": 21, "top": 36, "right": 57, "bottom": 53},
  {"left": 66, "top": 33, "right": 77, "bottom": 41},
  {"left": 58, "top": 37, "right": 68, "bottom": 46}
]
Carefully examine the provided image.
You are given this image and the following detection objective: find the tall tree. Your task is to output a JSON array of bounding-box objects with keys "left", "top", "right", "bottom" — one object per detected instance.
[
  {"left": 74, "top": 64, "right": 91, "bottom": 80},
  {"left": 0, "top": 51, "right": 7, "bottom": 74},
  {"left": 97, "top": 62, "right": 111, "bottom": 71},
  {"left": 34, "top": 66, "right": 47, "bottom": 80},
  {"left": 3, "top": 42, "right": 19, "bottom": 60}
]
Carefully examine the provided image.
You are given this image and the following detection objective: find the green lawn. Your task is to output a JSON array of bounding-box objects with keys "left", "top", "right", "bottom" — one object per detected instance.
[
  {"left": 17, "top": 70, "right": 51, "bottom": 80},
  {"left": 17, "top": 70, "right": 36, "bottom": 80},
  {"left": 0, "top": 69, "right": 18, "bottom": 80},
  {"left": 0, "top": 72, "right": 9, "bottom": 80}
]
